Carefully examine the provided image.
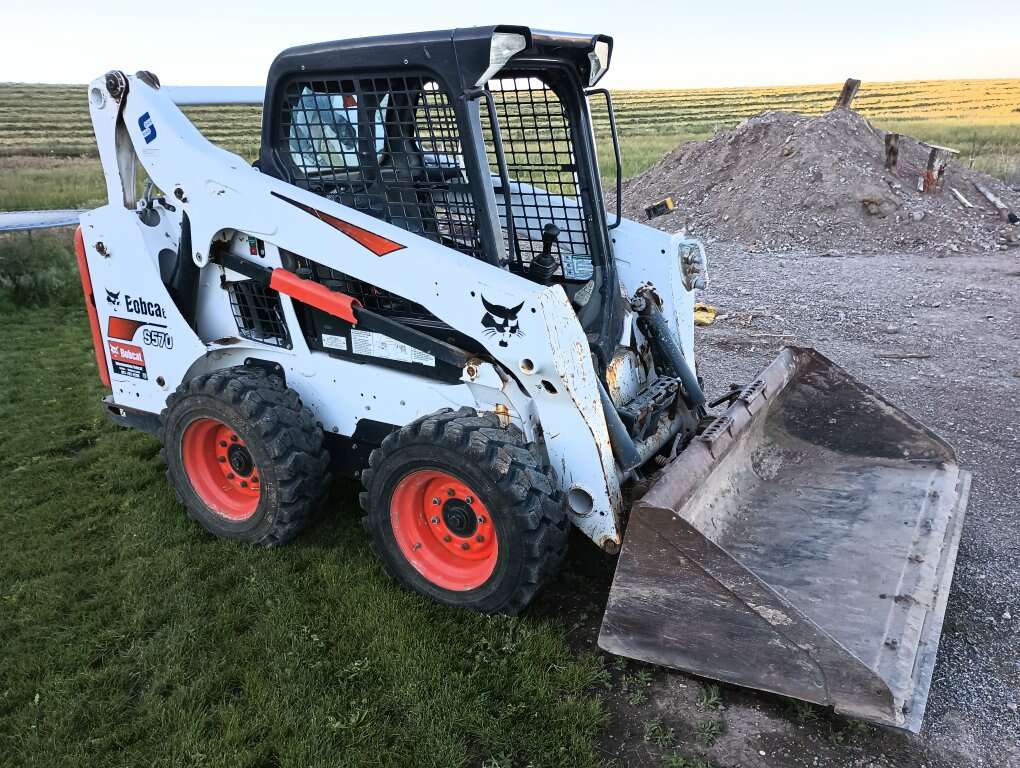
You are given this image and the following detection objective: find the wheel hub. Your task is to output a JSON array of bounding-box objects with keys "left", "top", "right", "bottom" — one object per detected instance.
[
  {"left": 441, "top": 498, "right": 477, "bottom": 538},
  {"left": 227, "top": 443, "right": 254, "bottom": 476}
]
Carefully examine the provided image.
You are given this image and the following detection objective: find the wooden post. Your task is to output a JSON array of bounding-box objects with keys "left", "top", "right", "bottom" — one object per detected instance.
[
  {"left": 834, "top": 78, "right": 861, "bottom": 109},
  {"left": 919, "top": 144, "right": 959, "bottom": 193},
  {"left": 884, "top": 134, "right": 900, "bottom": 171}
]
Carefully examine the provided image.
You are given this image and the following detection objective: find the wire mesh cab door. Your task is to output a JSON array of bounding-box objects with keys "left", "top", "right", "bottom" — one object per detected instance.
[
  {"left": 484, "top": 71, "right": 594, "bottom": 283},
  {"left": 254, "top": 30, "right": 620, "bottom": 370},
  {"left": 480, "top": 64, "right": 619, "bottom": 355}
]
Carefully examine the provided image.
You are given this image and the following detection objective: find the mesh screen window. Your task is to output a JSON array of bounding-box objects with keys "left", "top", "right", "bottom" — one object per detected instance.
[
  {"left": 228, "top": 280, "right": 291, "bottom": 348},
  {"left": 482, "top": 75, "right": 593, "bottom": 282},
  {"left": 278, "top": 76, "right": 484, "bottom": 261}
]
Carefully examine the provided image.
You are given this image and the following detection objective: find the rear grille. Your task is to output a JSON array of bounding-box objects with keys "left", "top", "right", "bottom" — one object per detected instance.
[{"left": 227, "top": 279, "right": 291, "bottom": 348}]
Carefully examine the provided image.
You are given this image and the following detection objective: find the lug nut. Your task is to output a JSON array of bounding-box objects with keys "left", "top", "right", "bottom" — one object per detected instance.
[
  {"left": 230, "top": 435, "right": 238, "bottom": 442},
  {"left": 443, "top": 535, "right": 452, "bottom": 542},
  {"left": 460, "top": 543, "right": 470, "bottom": 550},
  {"left": 251, "top": 476, "right": 258, "bottom": 483},
  {"left": 227, "top": 473, "right": 235, "bottom": 480},
  {"left": 218, "top": 456, "right": 226, "bottom": 463},
  {"left": 475, "top": 534, "right": 484, "bottom": 543},
  {"left": 431, "top": 516, "right": 439, "bottom": 525},
  {"left": 219, "top": 440, "right": 227, "bottom": 447},
  {"left": 465, "top": 496, "right": 473, "bottom": 504},
  {"left": 477, "top": 516, "right": 486, "bottom": 523},
  {"left": 432, "top": 497, "right": 440, "bottom": 505},
  {"left": 447, "top": 488, "right": 455, "bottom": 497},
  {"left": 240, "top": 480, "right": 248, "bottom": 488}
]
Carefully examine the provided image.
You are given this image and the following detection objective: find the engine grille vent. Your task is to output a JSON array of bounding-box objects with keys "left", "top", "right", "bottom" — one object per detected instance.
[{"left": 227, "top": 279, "right": 291, "bottom": 348}]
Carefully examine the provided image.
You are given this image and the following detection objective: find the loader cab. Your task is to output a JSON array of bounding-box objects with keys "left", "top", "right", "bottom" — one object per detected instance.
[{"left": 257, "top": 26, "right": 623, "bottom": 367}]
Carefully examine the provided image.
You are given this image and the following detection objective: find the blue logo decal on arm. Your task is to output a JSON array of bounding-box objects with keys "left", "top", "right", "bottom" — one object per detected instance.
[{"left": 138, "top": 112, "right": 157, "bottom": 144}]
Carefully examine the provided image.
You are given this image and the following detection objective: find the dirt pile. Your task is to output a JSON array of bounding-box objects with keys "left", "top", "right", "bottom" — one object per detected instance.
[{"left": 612, "top": 108, "right": 1020, "bottom": 254}]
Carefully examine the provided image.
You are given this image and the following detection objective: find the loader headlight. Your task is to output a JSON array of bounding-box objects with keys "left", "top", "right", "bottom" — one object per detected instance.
[
  {"left": 475, "top": 32, "right": 528, "bottom": 86},
  {"left": 588, "top": 40, "right": 611, "bottom": 86},
  {"left": 678, "top": 240, "right": 708, "bottom": 291}
]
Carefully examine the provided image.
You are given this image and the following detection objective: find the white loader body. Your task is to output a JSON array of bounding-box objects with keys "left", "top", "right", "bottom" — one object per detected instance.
[{"left": 81, "top": 72, "right": 701, "bottom": 551}]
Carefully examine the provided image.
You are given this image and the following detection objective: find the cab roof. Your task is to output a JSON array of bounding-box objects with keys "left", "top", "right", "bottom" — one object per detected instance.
[{"left": 267, "top": 25, "right": 613, "bottom": 93}]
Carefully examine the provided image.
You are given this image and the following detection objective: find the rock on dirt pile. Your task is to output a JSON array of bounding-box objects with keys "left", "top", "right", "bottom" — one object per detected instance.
[{"left": 611, "top": 108, "right": 1019, "bottom": 254}]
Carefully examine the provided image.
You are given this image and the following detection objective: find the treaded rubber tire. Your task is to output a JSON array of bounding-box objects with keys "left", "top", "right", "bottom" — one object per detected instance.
[
  {"left": 360, "top": 407, "right": 568, "bottom": 614},
  {"left": 159, "top": 366, "right": 330, "bottom": 546}
]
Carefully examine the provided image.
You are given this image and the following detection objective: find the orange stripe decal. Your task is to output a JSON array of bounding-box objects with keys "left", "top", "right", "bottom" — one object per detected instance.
[
  {"left": 73, "top": 226, "right": 111, "bottom": 388},
  {"left": 271, "top": 192, "right": 405, "bottom": 257},
  {"left": 108, "top": 316, "right": 146, "bottom": 341}
]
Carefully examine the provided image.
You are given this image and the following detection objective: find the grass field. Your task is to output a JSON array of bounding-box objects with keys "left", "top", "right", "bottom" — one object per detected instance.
[
  {"left": 1, "top": 77, "right": 1019, "bottom": 766},
  {"left": 0, "top": 246, "right": 608, "bottom": 766}
]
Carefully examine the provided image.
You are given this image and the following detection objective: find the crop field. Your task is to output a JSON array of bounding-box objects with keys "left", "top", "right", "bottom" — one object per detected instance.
[{"left": 1, "top": 78, "right": 1019, "bottom": 213}]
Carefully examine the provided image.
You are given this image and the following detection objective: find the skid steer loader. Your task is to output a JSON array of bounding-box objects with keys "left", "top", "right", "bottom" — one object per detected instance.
[{"left": 73, "top": 26, "right": 968, "bottom": 731}]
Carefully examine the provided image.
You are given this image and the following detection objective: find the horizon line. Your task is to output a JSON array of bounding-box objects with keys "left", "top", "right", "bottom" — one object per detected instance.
[{"left": 2, "top": 75, "right": 1019, "bottom": 93}]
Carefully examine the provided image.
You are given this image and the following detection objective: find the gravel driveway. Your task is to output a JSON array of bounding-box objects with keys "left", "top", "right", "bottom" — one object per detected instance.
[
  {"left": 707, "top": 243, "right": 1019, "bottom": 765},
  {"left": 568, "top": 243, "right": 1019, "bottom": 768}
]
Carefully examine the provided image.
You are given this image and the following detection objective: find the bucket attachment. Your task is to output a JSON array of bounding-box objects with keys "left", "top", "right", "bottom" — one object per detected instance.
[{"left": 599, "top": 347, "right": 969, "bottom": 731}]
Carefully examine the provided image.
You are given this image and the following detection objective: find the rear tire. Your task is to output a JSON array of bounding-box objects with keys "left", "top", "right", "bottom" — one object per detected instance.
[
  {"left": 360, "top": 407, "right": 568, "bottom": 614},
  {"left": 160, "top": 366, "right": 330, "bottom": 545}
]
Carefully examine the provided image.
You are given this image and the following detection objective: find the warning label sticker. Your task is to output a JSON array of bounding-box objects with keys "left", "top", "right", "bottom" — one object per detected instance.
[
  {"left": 108, "top": 340, "right": 147, "bottom": 380},
  {"left": 350, "top": 329, "right": 435, "bottom": 367},
  {"left": 561, "top": 251, "right": 594, "bottom": 281},
  {"left": 321, "top": 333, "right": 348, "bottom": 351}
]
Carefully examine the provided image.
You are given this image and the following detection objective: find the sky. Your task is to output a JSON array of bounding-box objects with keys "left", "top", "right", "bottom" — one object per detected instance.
[{"left": 3, "top": 0, "right": 1017, "bottom": 89}]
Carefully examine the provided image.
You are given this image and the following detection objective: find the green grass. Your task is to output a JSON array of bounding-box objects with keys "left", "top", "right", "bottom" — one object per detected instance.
[
  {"left": 0, "top": 275, "right": 607, "bottom": 766},
  {"left": 0, "top": 230, "right": 80, "bottom": 311},
  {"left": 0, "top": 156, "right": 105, "bottom": 211},
  {"left": 642, "top": 719, "right": 674, "bottom": 749},
  {"left": 595, "top": 133, "right": 710, "bottom": 189}
]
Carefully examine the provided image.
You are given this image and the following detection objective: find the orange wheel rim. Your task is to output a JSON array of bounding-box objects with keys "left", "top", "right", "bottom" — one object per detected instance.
[
  {"left": 390, "top": 470, "right": 498, "bottom": 591},
  {"left": 181, "top": 417, "right": 261, "bottom": 521}
]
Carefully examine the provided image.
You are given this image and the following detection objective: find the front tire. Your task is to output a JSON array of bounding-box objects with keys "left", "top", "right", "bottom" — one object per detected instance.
[
  {"left": 160, "top": 366, "right": 330, "bottom": 546},
  {"left": 360, "top": 408, "right": 568, "bottom": 614}
]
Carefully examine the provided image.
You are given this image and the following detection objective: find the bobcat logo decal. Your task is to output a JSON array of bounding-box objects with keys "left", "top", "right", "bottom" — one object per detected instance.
[
  {"left": 481, "top": 296, "right": 524, "bottom": 348},
  {"left": 105, "top": 289, "right": 121, "bottom": 307},
  {"left": 138, "top": 112, "right": 157, "bottom": 144}
]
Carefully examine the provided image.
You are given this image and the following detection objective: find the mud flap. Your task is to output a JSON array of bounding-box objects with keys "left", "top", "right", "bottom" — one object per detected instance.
[{"left": 598, "top": 347, "right": 969, "bottom": 731}]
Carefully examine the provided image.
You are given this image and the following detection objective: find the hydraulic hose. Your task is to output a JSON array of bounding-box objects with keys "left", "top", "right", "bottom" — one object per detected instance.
[
  {"left": 637, "top": 301, "right": 706, "bottom": 408},
  {"left": 598, "top": 378, "right": 643, "bottom": 473}
]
